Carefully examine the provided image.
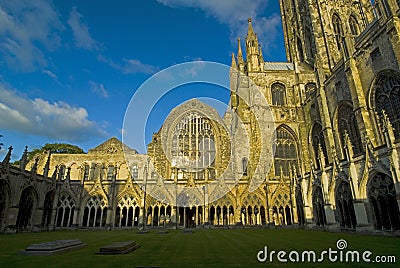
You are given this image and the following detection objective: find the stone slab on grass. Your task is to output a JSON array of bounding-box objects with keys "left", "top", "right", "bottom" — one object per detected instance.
[
  {"left": 20, "top": 239, "right": 85, "bottom": 256},
  {"left": 97, "top": 241, "right": 140, "bottom": 255}
]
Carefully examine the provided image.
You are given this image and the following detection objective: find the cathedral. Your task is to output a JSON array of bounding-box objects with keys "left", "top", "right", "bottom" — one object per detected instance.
[{"left": 1, "top": 0, "right": 400, "bottom": 232}]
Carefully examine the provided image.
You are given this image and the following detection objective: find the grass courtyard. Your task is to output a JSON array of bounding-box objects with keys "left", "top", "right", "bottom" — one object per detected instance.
[{"left": 0, "top": 228, "right": 399, "bottom": 267}]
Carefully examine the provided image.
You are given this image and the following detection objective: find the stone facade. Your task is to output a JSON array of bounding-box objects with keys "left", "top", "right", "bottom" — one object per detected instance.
[{"left": 1, "top": 1, "right": 400, "bottom": 232}]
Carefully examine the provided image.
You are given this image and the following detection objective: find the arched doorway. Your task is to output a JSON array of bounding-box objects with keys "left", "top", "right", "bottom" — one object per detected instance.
[
  {"left": 41, "top": 190, "right": 55, "bottom": 228},
  {"left": 335, "top": 180, "right": 357, "bottom": 228},
  {"left": 367, "top": 173, "right": 400, "bottom": 230},
  {"left": 16, "top": 187, "right": 37, "bottom": 230}
]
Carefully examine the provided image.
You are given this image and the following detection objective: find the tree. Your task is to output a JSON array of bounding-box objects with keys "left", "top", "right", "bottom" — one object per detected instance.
[{"left": 27, "top": 143, "right": 85, "bottom": 161}]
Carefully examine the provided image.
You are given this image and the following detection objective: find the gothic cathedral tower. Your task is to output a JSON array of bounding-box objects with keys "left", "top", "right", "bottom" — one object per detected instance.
[{"left": 280, "top": 0, "right": 374, "bottom": 75}]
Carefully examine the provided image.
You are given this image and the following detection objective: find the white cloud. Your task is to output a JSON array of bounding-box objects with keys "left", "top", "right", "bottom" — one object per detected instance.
[
  {"left": 68, "top": 6, "right": 99, "bottom": 50},
  {"left": 98, "top": 55, "right": 158, "bottom": 74},
  {"left": 89, "top": 81, "right": 109, "bottom": 98},
  {"left": 119, "top": 58, "right": 159, "bottom": 74},
  {"left": 0, "top": 0, "right": 63, "bottom": 71},
  {"left": 42, "top": 69, "right": 58, "bottom": 80},
  {"left": 181, "top": 58, "right": 205, "bottom": 77},
  {"left": 0, "top": 84, "right": 107, "bottom": 142},
  {"left": 156, "top": 0, "right": 282, "bottom": 54}
]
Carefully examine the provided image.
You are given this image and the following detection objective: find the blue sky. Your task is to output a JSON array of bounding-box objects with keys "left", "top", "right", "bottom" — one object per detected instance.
[{"left": 0, "top": 0, "right": 286, "bottom": 160}]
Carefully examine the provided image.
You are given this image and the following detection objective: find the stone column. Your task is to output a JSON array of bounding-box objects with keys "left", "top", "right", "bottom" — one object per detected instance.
[
  {"left": 183, "top": 207, "right": 186, "bottom": 228},
  {"left": 171, "top": 206, "right": 176, "bottom": 225},
  {"left": 195, "top": 206, "right": 198, "bottom": 226},
  {"left": 138, "top": 205, "right": 144, "bottom": 226},
  {"left": 72, "top": 207, "right": 79, "bottom": 227}
]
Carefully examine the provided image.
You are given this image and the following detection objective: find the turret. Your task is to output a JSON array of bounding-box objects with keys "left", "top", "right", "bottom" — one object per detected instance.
[
  {"left": 19, "top": 146, "right": 28, "bottom": 171},
  {"left": 237, "top": 38, "right": 245, "bottom": 72},
  {"left": 245, "top": 18, "right": 261, "bottom": 72}
]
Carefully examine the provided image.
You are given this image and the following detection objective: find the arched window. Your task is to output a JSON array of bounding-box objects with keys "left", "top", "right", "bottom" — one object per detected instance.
[
  {"left": 335, "top": 180, "right": 357, "bottom": 228},
  {"left": 115, "top": 195, "right": 139, "bottom": 227},
  {"left": 338, "top": 105, "right": 364, "bottom": 156},
  {"left": 311, "top": 123, "right": 328, "bottom": 169},
  {"left": 332, "top": 14, "right": 344, "bottom": 51},
  {"left": 41, "top": 191, "right": 54, "bottom": 228},
  {"left": 16, "top": 187, "right": 36, "bottom": 230},
  {"left": 131, "top": 165, "right": 138, "bottom": 179},
  {"left": 107, "top": 165, "right": 115, "bottom": 180},
  {"left": 349, "top": 15, "right": 359, "bottom": 36},
  {"left": 273, "top": 127, "right": 299, "bottom": 177},
  {"left": 56, "top": 194, "right": 75, "bottom": 227},
  {"left": 367, "top": 173, "right": 400, "bottom": 230},
  {"left": 374, "top": 74, "right": 400, "bottom": 139},
  {"left": 242, "top": 157, "right": 248, "bottom": 176},
  {"left": 271, "top": 83, "right": 286, "bottom": 106},
  {"left": 83, "top": 164, "right": 90, "bottom": 181},
  {"left": 82, "top": 195, "right": 107, "bottom": 227},
  {"left": 171, "top": 111, "right": 216, "bottom": 180}
]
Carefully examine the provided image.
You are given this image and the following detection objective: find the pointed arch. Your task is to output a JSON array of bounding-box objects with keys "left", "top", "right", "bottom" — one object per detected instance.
[
  {"left": 370, "top": 71, "right": 400, "bottom": 139},
  {"left": 82, "top": 194, "right": 108, "bottom": 228},
  {"left": 367, "top": 173, "right": 400, "bottom": 230},
  {"left": 16, "top": 186, "right": 38, "bottom": 230},
  {"left": 118, "top": 163, "right": 129, "bottom": 180},
  {"left": 41, "top": 190, "right": 55, "bottom": 228},
  {"left": 271, "top": 82, "right": 286, "bottom": 105},
  {"left": 212, "top": 192, "right": 236, "bottom": 208},
  {"left": 334, "top": 179, "right": 357, "bottom": 228},
  {"left": 115, "top": 194, "right": 140, "bottom": 228},
  {"left": 56, "top": 192, "right": 76, "bottom": 227},
  {"left": 349, "top": 14, "right": 359, "bottom": 36},
  {"left": 69, "top": 163, "right": 80, "bottom": 180},
  {"left": 310, "top": 122, "right": 328, "bottom": 169},
  {"left": 332, "top": 13, "right": 345, "bottom": 51},
  {"left": 337, "top": 103, "right": 364, "bottom": 156},
  {"left": 273, "top": 125, "right": 300, "bottom": 177}
]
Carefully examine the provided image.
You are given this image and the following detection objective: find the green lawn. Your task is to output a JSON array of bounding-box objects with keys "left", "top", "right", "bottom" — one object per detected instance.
[{"left": 0, "top": 228, "right": 399, "bottom": 267}]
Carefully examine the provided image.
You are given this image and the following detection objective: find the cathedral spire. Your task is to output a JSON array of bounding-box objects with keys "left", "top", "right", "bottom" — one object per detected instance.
[
  {"left": 237, "top": 38, "right": 244, "bottom": 71},
  {"left": 247, "top": 18, "right": 256, "bottom": 38},
  {"left": 245, "top": 18, "right": 260, "bottom": 72},
  {"left": 237, "top": 38, "right": 244, "bottom": 62},
  {"left": 258, "top": 44, "right": 264, "bottom": 69},
  {"left": 231, "top": 52, "right": 237, "bottom": 69}
]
